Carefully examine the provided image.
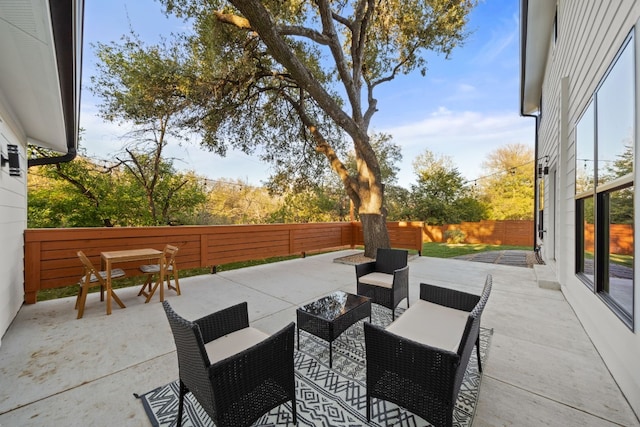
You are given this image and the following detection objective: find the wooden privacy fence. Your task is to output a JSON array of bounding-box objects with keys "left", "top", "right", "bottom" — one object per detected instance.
[
  {"left": 24, "top": 221, "right": 422, "bottom": 303},
  {"left": 583, "top": 223, "right": 633, "bottom": 255},
  {"left": 422, "top": 220, "right": 535, "bottom": 247}
]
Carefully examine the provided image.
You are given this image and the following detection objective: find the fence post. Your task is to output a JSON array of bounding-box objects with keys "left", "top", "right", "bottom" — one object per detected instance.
[{"left": 24, "top": 240, "right": 41, "bottom": 304}]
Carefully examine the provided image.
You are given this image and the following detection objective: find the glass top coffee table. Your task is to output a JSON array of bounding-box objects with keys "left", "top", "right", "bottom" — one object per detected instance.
[{"left": 296, "top": 291, "right": 371, "bottom": 368}]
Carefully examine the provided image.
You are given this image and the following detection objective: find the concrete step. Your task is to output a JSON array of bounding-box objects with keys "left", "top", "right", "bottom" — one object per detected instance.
[{"left": 534, "top": 264, "right": 561, "bottom": 290}]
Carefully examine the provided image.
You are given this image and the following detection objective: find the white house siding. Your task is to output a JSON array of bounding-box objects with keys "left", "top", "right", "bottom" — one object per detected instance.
[
  {"left": 0, "top": 107, "right": 27, "bottom": 348},
  {"left": 536, "top": 0, "right": 640, "bottom": 415}
]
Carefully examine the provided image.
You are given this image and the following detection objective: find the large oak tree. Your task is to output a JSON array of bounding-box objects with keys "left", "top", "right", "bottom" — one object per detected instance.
[{"left": 161, "top": 0, "right": 476, "bottom": 256}]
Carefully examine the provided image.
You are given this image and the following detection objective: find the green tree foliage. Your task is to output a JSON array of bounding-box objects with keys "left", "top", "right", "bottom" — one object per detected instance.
[
  {"left": 203, "top": 179, "right": 281, "bottom": 224},
  {"left": 158, "top": 0, "right": 477, "bottom": 256},
  {"left": 478, "top": 143, "right": 534, "bottom": 220},
  {"left": 409, "top": 150, "right": 486, "bottom": 224},
  {"left": 91, "top": 33, "right": 193, "bottom": 131},
  {"left": 91, "top": 33, "right": 201, "bottom": 225},
  {"left": 27, "top": 151, "right": 207, "bottom": 227},
  {"left": 115, "top": 150, "right": 208, "bottom": 225},
  {"left": 269, "top": 187, "right": 346, "bottom": 223},
  {"left": 604, "top": 144, "right": 633, "bottom": 224},
  {"left": 609, "top": 186, "right": 634, "bottom": 225},
  {"left": 384, "top": 185, "right": 413, "bottom": 221},
  {"left": 28, "top": 151, "right": 141, "bottom": 227}
]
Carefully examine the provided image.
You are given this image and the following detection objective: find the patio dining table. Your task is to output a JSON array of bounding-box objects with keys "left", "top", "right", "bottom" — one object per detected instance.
[{"left": 100, "top": 248, "right": 164, "bottom": 314}]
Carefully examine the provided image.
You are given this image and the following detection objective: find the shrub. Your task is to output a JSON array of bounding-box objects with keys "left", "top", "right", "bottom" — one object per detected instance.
[{"left": 444, "top": 229, "right": 466, "bottom": 244}]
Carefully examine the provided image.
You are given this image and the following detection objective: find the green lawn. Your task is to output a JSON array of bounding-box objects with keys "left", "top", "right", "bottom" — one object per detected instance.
[
  {"left": 421, "top": 242, "right": 532, "bottom": 258},
  {"left": 609, "top": 253, "right": 633, "bottom": 268},
  {"left": 583, "top": 250, "right": 633, "bottom": 268}
]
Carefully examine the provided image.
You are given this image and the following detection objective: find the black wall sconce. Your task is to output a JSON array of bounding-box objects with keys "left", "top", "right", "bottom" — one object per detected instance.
[
  {"left": 1, "top": 144, "right": 21, "bottom": 177},
  {"left": 537, "top": 155, "right": 549, "bottom": 177}
]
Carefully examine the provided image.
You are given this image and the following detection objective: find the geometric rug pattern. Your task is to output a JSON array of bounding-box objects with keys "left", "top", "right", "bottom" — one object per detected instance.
[{"left": 138, "top": 305, "right": 493, "bottom": 427}]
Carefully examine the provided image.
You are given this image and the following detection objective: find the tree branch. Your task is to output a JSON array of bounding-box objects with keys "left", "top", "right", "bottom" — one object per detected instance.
[
  {"left": 161, "top": 179, "right": 189, "bottom": 224},
  {"left": 279, "top": 90, "right": 360, "bottom": 205},
  {"left": 363, "top": 43, "right": 419, "bottom": 128},
  {"left": 228, "top": 0, "right": 364, "bottom": 140},
  {"left": 331, "top": 10, "right": 352, "bottom": 29},
  {"left": 316, "top": 0, "right": 360, "bottom": 120},
  {"left": 213, "top": 11, "right": 252, "bottom": 29},
  {"left": 277, "top": 25, "right": 331, "bottom": 45},
  {"left": 53, "top": 166, "right": 99, "bottom": 208},
  {"left": 214, "top": 11, "right": 333, "bottom": 46}
]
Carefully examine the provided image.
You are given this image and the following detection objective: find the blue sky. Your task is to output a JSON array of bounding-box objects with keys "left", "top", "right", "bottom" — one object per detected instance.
[{"left": 80, "top": 0, "right": 534, "bottom": 188}]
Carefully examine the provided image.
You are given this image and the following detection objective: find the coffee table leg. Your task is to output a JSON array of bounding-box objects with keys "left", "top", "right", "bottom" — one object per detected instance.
[
  {"left": 329, "top": 342, "right": 332, "bottom": 368},
  {"left": 297, "top": 326, "right": 300, "bottom": 351}
]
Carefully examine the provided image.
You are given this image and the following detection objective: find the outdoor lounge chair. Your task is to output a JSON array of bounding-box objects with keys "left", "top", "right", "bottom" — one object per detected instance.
[
  {"left": 75, "top": 251, "right": 126, "bottom": 319},
  {"left": 364, "top": 274, "right": 492, "bottom": 427},
  {"left": 162, "top": 301, "right": 297, "bottom": 427},
  {"left": 138, "top": 244, "right": 181, "bottom": 302},
  {"left": 356, "top": 248, "right": 409, "bottom": 320}
]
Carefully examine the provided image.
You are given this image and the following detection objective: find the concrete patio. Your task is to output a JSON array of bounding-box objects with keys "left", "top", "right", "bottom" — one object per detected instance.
[{"left": 0, "top": 250, "right": 638, "bottom": 426}]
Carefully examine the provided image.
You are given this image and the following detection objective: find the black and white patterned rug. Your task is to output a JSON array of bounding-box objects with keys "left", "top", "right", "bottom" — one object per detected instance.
[{"left": 138, "top": 305, "right": 492, "bottom": 427}]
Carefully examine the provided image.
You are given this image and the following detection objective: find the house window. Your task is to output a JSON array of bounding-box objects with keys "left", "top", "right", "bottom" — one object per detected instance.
[
  {"left": 576, "top": 101, "right": 595, "bottom": 194},
  {"left": 603, "top": 186, "right": 634, "bottom": 316},
  {"left": 576, "top": 196, "right": 595, "bottom": 289},
  {"left": 575, "top": 31, "right": 635, "bottom": 327}
]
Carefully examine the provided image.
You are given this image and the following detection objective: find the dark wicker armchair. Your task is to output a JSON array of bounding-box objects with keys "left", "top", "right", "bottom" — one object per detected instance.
[
  {"left": 356, "top": 248, "right": 409, "bottom": 320},
  {"left": 162, "top": 301, "right": 297, "bottom": 427},
  {"left": 364, "top": 274, "right": 492, "bottom": 427}
]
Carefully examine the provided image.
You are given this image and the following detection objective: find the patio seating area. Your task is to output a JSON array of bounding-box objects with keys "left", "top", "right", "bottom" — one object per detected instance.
[{"left": 0, "top": 250, "right": 638, "bottom": 426}]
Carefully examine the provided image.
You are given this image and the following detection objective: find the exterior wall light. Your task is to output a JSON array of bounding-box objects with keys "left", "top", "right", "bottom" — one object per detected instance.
[
  {"left": 1, "top": 144, "right": 21, "bottom": 177},
  {"left": 537, "top": 155, "right": 549, "bottom": 177}
]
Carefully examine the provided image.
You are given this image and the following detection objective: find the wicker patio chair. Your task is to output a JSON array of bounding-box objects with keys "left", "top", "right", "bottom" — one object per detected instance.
[
  {"left": 162, "top": 301, "right": 297, "bottom": 427},
  {"left": 138, "top": 244, "right": 181, "bottom": 302},
  {"left": 356, "top": 248, "right": 409, "bottom": 320},
  {"left": 364, "top": 274, "right": 492, "bottom": 427},
  {"left": 75, "top": 251, "right": 126, "bottom": 319}
]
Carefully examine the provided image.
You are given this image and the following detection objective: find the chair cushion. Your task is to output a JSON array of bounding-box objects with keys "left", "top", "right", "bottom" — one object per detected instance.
[
  {"left": 359, "top": 272, "right": 394, "bottom": 289},
  {"left": 139, "top": 264, "right": 174, "bottom": 273},
  {"left": 204, "top": 327, "right": 269, "bottom": 364},
  {"left": 85, "top": 268, "right": 126, "bottom": 283},
  {"left": 386, "top": 299, "right": 468, "bottom": 353}
]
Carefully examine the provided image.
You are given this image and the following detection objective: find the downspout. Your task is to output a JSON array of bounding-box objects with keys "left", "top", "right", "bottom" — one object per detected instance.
[
  {"left": 28, "top": 146, "right": 76, "bottom": 167},
  {"left": 526, "top": 113, "right": 539, "bottom": 252},
  {"left": 519, "top": 0, "right": 540, "bottom": 251},
  {"left": 28, "top": 0, "right": 82, "bottom": 167}
]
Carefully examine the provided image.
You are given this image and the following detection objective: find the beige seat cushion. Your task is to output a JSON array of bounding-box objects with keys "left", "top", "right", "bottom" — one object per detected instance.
[
  {"left": 359, "top": 272, "right": 394, "bottom": 289},
  {"left": 204, "top": 327, "right": 269, "bottom": 364},
  {"left": 386, "top": 299, "right": 469, "bottom": 353}
]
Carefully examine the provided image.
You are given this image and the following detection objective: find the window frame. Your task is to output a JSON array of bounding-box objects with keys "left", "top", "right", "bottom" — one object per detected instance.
[{"left": 574, "top": 29, "right": 635, "bottom": 329}]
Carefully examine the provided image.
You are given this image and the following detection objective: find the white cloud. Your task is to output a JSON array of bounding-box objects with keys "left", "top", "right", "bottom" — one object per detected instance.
[
  {"left": 456, "top": 83, "right": 477, "bottom": 94},
  {"left": 471, "top": 13, "right": 518, "bottom": 66},
  {"left": 379, "top": 108, "right": 536, "bottom": 187}
]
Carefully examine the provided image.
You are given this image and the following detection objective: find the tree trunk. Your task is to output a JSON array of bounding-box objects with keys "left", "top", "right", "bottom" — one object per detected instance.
[{"left": 360, "top": 213, "right": 390, "bottom": 258}]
